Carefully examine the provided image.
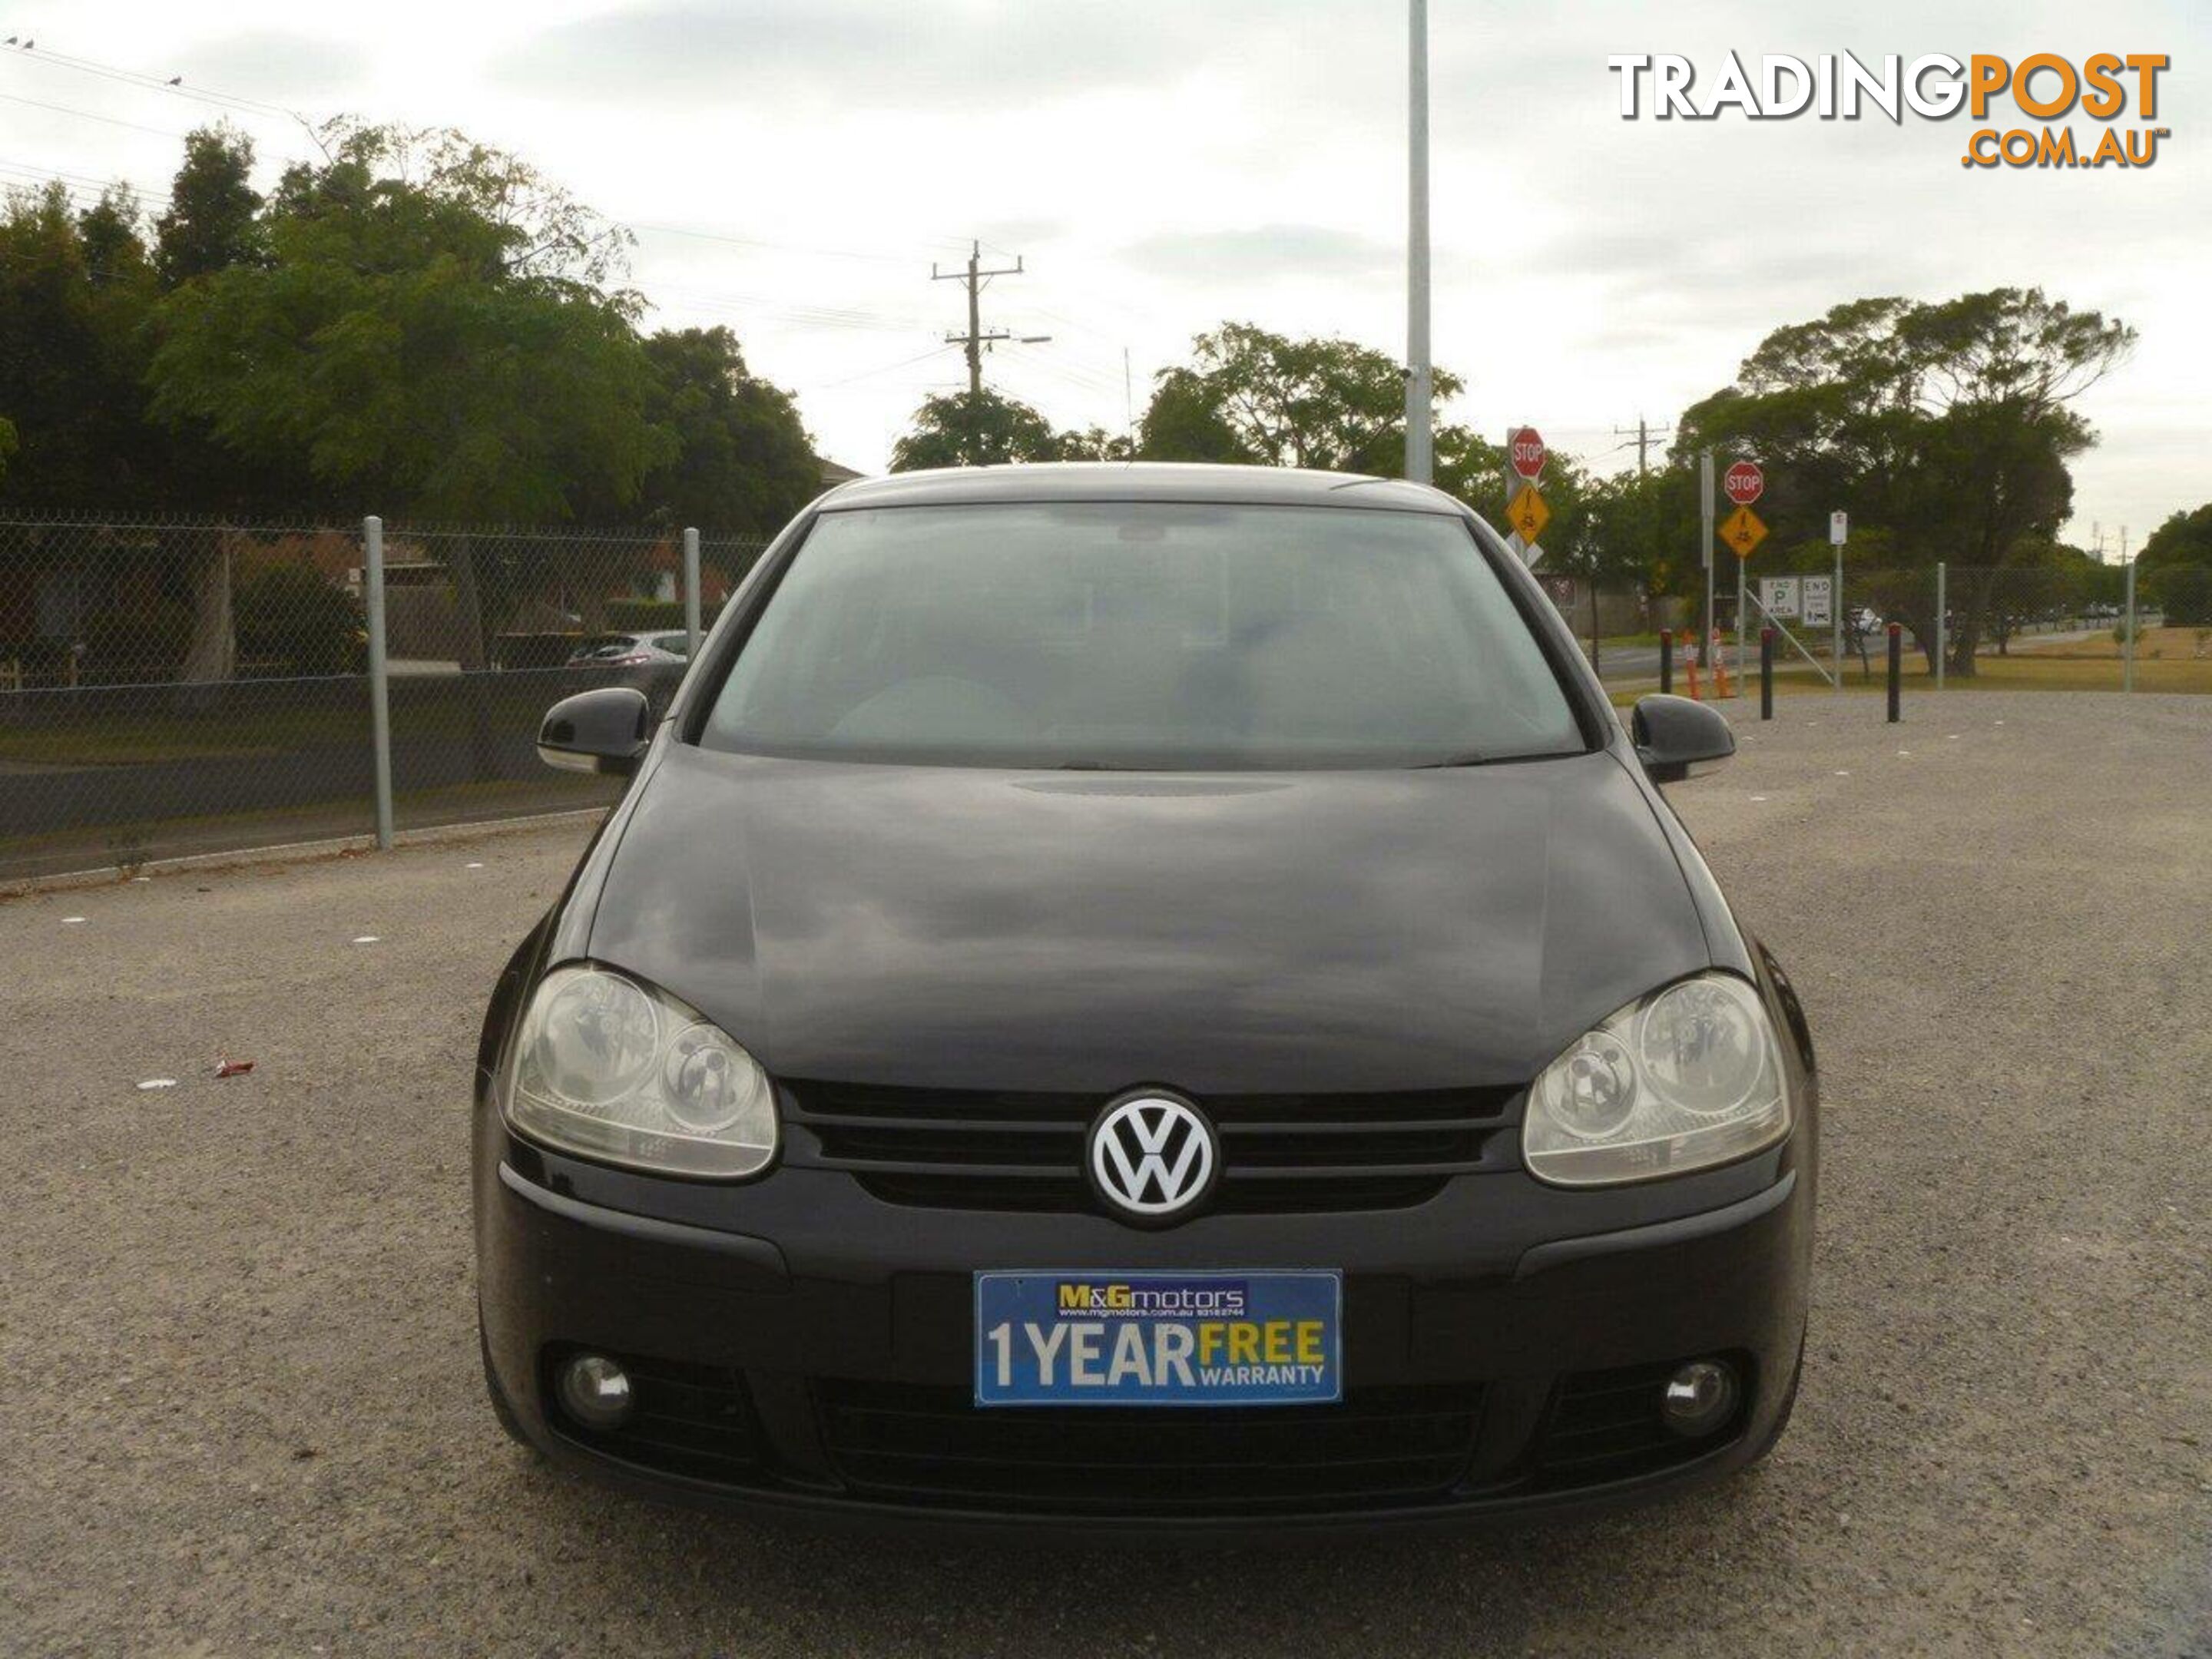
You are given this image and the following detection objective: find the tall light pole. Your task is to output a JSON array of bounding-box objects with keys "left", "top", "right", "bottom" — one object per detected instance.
[
  {"left": 1404, "top": 0, "right": 1433, "bottom": 484},
  {"left": 1700, "top": 451, "right": 1716, "bottom": 673}
]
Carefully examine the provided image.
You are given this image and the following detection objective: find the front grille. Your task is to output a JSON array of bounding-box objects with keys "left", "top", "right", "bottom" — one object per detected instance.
[
  {"left": 543, "top": 1348, "right": 763, "bottom": 1485},
  {"left": 781, "top": 1081, "right": 1522, "bottom": 1214},
  {"left": 1530, "top": 1358, "right": 1749, "bottom": 1489},
  {"left": 815, "top": 1380, "right": 1482, "bottom": 1514}
]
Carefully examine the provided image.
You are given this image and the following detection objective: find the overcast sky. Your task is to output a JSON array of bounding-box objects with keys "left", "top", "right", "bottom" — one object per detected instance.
[{"left": 2, "top": 0, "right": 2201, "bottom": 551}]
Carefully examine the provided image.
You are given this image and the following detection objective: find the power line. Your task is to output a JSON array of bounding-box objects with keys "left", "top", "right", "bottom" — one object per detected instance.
[
  {"left": 1002, "top": 341, "right": 1121, "bottom": 399},
  {"left": 0, "top": 88, "right": 187, "bottom": 138},
  {"left": 1, "top": 42, "right": 1157, "bottom": 425},
  {"left": 3, "top": 40, "right": 305, "bottom": 123},
  {"left": 638, "top": 276, "right": 933, "bottom": 334},
  {"left": 631, "top": 221, "right": 919, "bottom": 267},
  {"left": 0, "top": 150, "right": 942, "bottom": 344},
  {"left": 0, "top": 157, "right": 171, "bottom": 210},
  {"left": 808, "top": 342, "right": 960, "bottom": 389},
  {"left": 2, "top": 44, "right": 999, "bottom": 277},
  {"left": 2, "top": 39, "right": 328, "bottom": 156}
]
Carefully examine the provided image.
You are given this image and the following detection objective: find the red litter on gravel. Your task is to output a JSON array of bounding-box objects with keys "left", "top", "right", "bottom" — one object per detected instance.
[{"left": 215, "top": 1059, "right": 255, "bottom": 1078}]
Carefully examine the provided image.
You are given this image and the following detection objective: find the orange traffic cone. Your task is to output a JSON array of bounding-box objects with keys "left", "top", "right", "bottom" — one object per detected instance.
[{"left": 1685, "top": 657, "right": 1701, "bottom": 700}]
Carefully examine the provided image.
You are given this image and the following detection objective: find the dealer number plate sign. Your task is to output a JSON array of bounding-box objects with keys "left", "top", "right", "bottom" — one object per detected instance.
[{"left": 974, "top": 1270, "right": 1342, "bottom": 1407}]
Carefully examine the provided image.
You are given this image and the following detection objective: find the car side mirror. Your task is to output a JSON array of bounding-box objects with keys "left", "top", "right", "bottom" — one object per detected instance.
[
  {"left": 538, "top": 687, "right": 652, "bottom": 777},
  {"left": 1631, "top": 694, "right": 1735, "bottom": 784}
]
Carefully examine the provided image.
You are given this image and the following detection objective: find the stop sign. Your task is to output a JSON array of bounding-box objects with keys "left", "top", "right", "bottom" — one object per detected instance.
[
  {"left": 1724, "top": 461, "right": 1765, "bottom": 505},
  {"left": 1509, "top": 427, "right": 1546, "bottom": 481}
]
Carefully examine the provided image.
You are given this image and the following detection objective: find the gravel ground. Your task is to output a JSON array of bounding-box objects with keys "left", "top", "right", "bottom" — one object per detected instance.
[{"left": 3, "top": 690, "right": 2207, "bottom": 1658}]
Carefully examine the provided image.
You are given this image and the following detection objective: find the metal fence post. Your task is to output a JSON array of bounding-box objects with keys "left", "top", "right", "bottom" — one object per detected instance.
[
  {"left": 683, "top": 526, "right": 702, "bottom": 658},
  {"left": 1658, "top": 628, "right": 1673, "bottom": 695},
  {"left": 2123, "top": 557, "right": 2137, "bottom": 692},
  {"left": 363, "top": 515, "right": 393, "bottom": 850},
  {"left": 1832, "top": 536, "right": 1843, "bottom": 697},
  {"left": 1935, "top": 561, "right": 1947, "bottom": 692},
  {"left": 1734, "top": 551, "right": 1746, "bottom": 700},
  {"left": 1887, "top": 623, "right": 1902, "bottom": 722}
]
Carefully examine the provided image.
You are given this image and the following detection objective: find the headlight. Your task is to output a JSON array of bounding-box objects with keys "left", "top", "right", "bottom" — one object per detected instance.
[
  {"left": 1523, "top": 972, "right": 1789, "bottom": 1187},
  {"left": 505, "top": 964, "right": 777, "bottom": 1179}
]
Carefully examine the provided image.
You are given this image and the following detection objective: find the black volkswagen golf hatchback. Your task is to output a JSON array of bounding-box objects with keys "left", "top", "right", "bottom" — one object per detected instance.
[{"left": 475, "top": 462, "right": 1816, "bottom": 1535}]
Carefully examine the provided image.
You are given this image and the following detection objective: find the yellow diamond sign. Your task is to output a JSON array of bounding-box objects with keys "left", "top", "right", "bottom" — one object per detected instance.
[
  {"left": 1506, "top": 485, "right": 1551, "bottom": 544},
  {"left": 1721, "top": 504, "right": 1768, "bottom": 558}
]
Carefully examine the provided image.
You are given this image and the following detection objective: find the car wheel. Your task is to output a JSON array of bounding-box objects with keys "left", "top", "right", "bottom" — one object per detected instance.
[{"left": 478, "top": 1319, "right": 538, "bottom": 1453}]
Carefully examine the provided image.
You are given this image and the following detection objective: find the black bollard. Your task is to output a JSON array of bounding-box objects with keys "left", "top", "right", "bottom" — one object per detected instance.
[
  {"left": 1659, "top": 629, "right": 1673, "bottom": 695},
  {"left": 1760, "top": 628, "right": 1774, "bottom": 720},
  {"left": 1886, "top": 622, "right": 1902, "bottom": 723}
]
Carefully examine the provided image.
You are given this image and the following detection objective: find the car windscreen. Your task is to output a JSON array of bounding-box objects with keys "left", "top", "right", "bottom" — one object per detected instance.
[{"left": 697, "top": 501, "right": 1587, "bottom": 770}]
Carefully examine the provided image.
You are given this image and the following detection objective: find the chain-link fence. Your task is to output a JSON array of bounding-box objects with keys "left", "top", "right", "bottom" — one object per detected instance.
[
  {"left": 0, "top": 516, "right": 767, "bottom": 881},
  {"left": 1702, "top": 558, "right": 2190, "bottom": 696},
  {"left": 9, "top": 524, "right": 2200, "bottom": 879},
  {"left": 1846, "top": 565, "right": 2137, "bottom": 689}
]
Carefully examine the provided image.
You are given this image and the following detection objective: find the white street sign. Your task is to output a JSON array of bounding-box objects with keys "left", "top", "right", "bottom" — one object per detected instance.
[
  {"left": 1760, "top": 576, "right": 1800, "bottom": 618},
  {"left": 1803, "top": 575, "right": 1833, "bottom": 627},
  {"left": 1830, "top": 510, "right": 1849, "bottom": 545}
]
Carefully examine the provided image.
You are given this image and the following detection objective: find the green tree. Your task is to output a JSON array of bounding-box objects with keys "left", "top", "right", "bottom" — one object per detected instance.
[
  {"left": 634, "top": 326, "right": 818, "bottom": 533},
  {"left": 1579, "top": 466, "right": 1687, "bottom": 605},
  {"left": 234, "top": 560, "right": 366, "bottom": 674},
  {"left": 1137, "top": 367, "right": 1248, "bottom": 462},
  {"left": 153, "top": 126, "right": 264, "bottom": 290},
  {"left": 1137, "top": 323, "right": 1463, "bottom": 473},
  {"left": 1679, "top": 289, "right": 2133, "bottom": 674},
  {"left": 78, "top": 189, "right": 155, "bottom": 291},
  {"left": 0, "top": 184, "right": 155, "bottom": 506},
  {"left": 2136, "top": 504, "right": 2212, "bottom": 580},
  {"left": 2154, "top": 565, "right": 2212, "bottom": 626},
  {"left": 1429, "top": 425, "right": 1502, "bottom": 506},
  {"left": 890, "top": 388, "right": 1064, "bottom": 470},
  {"left": 1055, "top": 424, "right": 1134, "bottom": 462},
  {"left": 2134, "top": 505, "right": 2210, "bottom": 627},
  {"left": 0, "top": 167, "right": 296, "bottom": 681},
  {"left": 149, "top": 123, "right": 671, "bottom": 669}
]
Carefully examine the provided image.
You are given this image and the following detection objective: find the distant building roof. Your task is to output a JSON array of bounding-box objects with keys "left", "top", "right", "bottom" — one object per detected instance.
[{"left": 817, "top": 457, "right": 865, "bottom": 487}]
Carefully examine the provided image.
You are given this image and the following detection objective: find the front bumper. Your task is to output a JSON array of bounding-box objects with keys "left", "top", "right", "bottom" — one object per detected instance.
[{"left": 475, "top": 1101, "right": 1814, "bottom": 1538}]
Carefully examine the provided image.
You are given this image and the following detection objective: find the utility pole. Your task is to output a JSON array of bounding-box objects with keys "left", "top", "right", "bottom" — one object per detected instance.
[
  {"left": 1403, "top": 0, "right": 1433, "bottom": 484},
  {"left": 1612, "top": 416, "right": 1671, "bottom": 478},
  {"left": 932, "top": 240, "right": 1025, "bottom": 397}
]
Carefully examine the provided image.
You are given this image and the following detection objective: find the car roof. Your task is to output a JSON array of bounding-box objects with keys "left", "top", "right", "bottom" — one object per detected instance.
[{"left": 816, "top": 462, "right": 1467, "bottom": 515}]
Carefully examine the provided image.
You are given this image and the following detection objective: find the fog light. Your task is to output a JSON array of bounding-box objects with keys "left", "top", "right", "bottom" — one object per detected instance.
[
  {"left": 556, "top": 1353, "right": 634, "bottom": 1430},
  {"left": 1660, "top": 1359, "right": 1738, "bottom": 1439}
]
